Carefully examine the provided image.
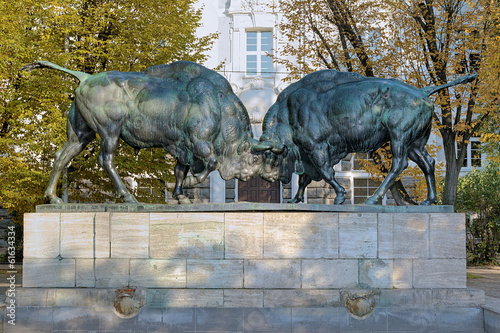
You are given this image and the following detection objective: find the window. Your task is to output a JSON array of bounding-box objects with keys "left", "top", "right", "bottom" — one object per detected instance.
[
  {"left": 352, "top": 153, "right": 372, "bottom": 171},
  {"left": 246, "top": 31, "right": 273, "bottom": 76},
  {"left": 353, "top": 178, "right": 382, "bottom": 204},
  {"left": 460, "top": 139, "right": 483, "bottom": 169}
]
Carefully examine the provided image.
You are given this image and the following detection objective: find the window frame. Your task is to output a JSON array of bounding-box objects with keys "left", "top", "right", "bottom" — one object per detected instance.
[{"left": 245, "top": 29, "right": 274, "bottom": 77}]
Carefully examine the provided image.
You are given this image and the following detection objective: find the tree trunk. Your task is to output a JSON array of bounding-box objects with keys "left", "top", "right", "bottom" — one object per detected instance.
[{"left": 441, "top": 132, "right": 460, "bottom": 206}]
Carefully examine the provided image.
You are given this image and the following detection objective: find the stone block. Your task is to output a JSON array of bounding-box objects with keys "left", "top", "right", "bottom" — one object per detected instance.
[
  {"left": 147, "top": 289, "right": 223, "bottom": 307},
  {"left": 15, "top": 289, "right": 56, "bottom": 307},
  {"left": 264, "top": 212, "right": 338, "bottom": 259},
  {"left": 338, "top": 213, "right": 377, "bottom": 258},
  {"left": 223, "top": 290, "right": 263, "bottom": 307},
  {"left": 94, "top": 259, "right": 129, "bottom": 288},
  {"left": 129, "top": 259, "right": 186, "bottom": 288},
  {"left": 413, "top": 259, "right": 466, "bottom": 288},
  {"left": 24, "top": 213, "right": 60, "bottom": 259},
  {"left": 359, "top": 259, "right": 413, "bottom": 289},
  {"left": 244, "top": 308, "right": 292, "bottom": 331},
  {"left": 301, "top": 260, "right": 358, "bottom": 288},
  {"left": 435, "top": 307, "right": 483, "bottom": 332},
  {"left": 393, "top": 259, "right": 413, "bottom": 288},
  {"left": 150, "top": 212, "right": 224, "bottom": 259},
  {"left": 378, "top": 213, "right": 429, "bottom": 259},
  {"left": 53, "top": 307, "right": 100, "bottom": 331},
  {"left": 432, "top": 288, "right": 485, "bottom": 307},
  {"left": 197, "top": 308, "right": 244, "bottom": 331},
  {"left": 110, "top": 213, "right": 149, "bottom": 258},
  {"left": 225, "top": 212, "right": 264, "bottom": 259},
  {"left": 23, "top": 259, "right": 75, "bottom": 287},
  {"left": 94, "top": 212, "right": 111, "bottom": 257},
  {"left": 378, "top": 289, "right": 433, "bottom": 308},
  {"left": 158, "top": 309, "right": 196, "bottom": 331},
  {"left": 76, "top": 258, "right": 95, "bottom": 287},
  {"left": 263, "top": 290, "right": 340, "bottom": 307},
  {"left": 430, "top": 213, "right": 466, "bottom": 259},
  {"left": 387, "top": 307, "right": 437, "bottom": 332},
  {"left": 60, "top": 213, "right": 93, "bottom": 258},
  {"left": 292, "top": 308, "right": 345, "bottom": 332},
  {"left": 244, "top": 259, "right": 301, "bottom": 288},
  {"left": 187, "top": 259, "right": 243, "bottom": 288},
  {"left": 484, "top": 309, "right": 500, "bottom": 333}
]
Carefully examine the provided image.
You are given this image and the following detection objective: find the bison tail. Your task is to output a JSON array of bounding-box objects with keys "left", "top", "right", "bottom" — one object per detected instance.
[
  {"left": 421, "top": 73, "right": 477, "bottom": 97},
  {"left": 20, "top": 61, "right": 90, "bottom": 82}
]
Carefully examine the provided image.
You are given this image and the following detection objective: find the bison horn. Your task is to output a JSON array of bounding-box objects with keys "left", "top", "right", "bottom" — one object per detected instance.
[{"left": 251, "top": 143, "right": 274, "bottom": 152}]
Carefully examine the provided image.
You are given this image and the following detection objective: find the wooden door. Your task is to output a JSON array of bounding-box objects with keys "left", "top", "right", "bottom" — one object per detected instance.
[{"left": 238, "top": 177, "right": 280, "bottom": 203}]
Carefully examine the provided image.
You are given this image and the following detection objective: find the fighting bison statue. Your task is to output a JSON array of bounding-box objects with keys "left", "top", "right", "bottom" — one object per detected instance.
[
  {"left": 254, "top": 70, "right": 477, "bottom": 205},
  {"left": 22, "top": 60, "right": 278, "bottom": 204}
]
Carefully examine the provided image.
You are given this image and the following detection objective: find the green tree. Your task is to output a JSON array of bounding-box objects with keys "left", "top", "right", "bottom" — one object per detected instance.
[
  {"left": 0, "top": 0, "right": 218, "bottom": 222},
  {"left": 275, "top": 0, "right": 498, "bottom": 206},
  {"left": 456, "top": 162, "right": 500, "bottom": 265}
]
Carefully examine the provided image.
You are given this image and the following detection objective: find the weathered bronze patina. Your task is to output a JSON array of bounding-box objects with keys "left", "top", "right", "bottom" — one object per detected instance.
[
  {"left": 254, "top": 70, "right": 477, "bottom": 205},
  {"left": 22, "top": 61, "right": 278, "bottom": 204}
]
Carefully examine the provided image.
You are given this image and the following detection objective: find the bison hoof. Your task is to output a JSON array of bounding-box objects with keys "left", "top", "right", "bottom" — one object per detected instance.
[
  {"left": 50, "top": 197, "right": 64, "bottom": 204},
  {"left": 333, "top": 194, "right": 345, "bottom": 205},
  {"left": 123, "top": 193, "right": 139, "bottom": 203},
  {"left": 420, "top": 198, "right": 437, "bottom": 205},
  {"left": 288, "top": 196, "right": 303, "bottom": 204},
  {"left": 176, "top": 195, "right": 191, "bottom": 205}
]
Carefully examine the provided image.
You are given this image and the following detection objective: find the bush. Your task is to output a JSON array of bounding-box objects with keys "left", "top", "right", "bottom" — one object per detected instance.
[{"left": 456, "top": 162, "right": 500, "bottom": 265}]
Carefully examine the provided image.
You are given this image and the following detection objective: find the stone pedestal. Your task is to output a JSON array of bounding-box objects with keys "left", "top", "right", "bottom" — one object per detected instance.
[{"left": 9, "top": 204, "right": 486, "bottom": 332}]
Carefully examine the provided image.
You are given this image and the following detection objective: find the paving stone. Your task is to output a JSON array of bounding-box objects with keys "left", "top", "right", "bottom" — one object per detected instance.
[
  {"left": 130, "top": 259, "right": 186, "bottom": 288},
  {"left": 302, "top": 259, "right": 358, "bottom": 288},
  {"left": 263, "top": 212, "right": 338, "bottom": 259},
  {"left": 225, "top": 212, "right": 264, "bottom": 259},
  {"left": 187, "top": 259, "right": 243, "bottom": 288},
  {"left": 244, "top": 259, "right": 301, "bottom": 288},
  {"left": 338, "top": 213, "right": 377, "bottom": 258},
  {"left": 24, "top": 213, "right": 60, "bottom": 259},
  {"left": 150, "top": 212, "right": 224, "bottom": 259}
]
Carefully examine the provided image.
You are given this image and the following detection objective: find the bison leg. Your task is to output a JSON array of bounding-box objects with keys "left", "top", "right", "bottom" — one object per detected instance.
[
  {"left": 288, "top": 174, "right": 312, "bottom": 203},
  {"left": 45, "top": 104, "right": 96, "bottom": 204},
  {"left": 173, "top": 160, "right": 192, "bottom": 204},
  {"left": 366, "top": 141, "right": 408, "bottom": 205},
  {"left": 97, "top": 133, "right": 138, "bottom": 203},
  {"left": 182, "top": 156, "right": 217, "bottom": 188},
  {"left": 408, "top": 141, "right": 437, "bottom": 205},
  {"left": 308, "top": 147, "right": 346, "bottom": 204}
]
